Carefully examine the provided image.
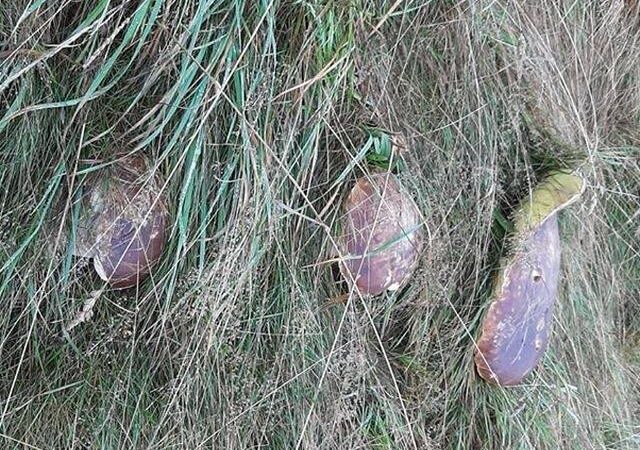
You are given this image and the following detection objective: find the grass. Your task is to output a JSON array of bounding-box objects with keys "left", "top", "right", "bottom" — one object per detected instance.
[{"left": 1, "top": 0, "right": 639, "bottom": 448}]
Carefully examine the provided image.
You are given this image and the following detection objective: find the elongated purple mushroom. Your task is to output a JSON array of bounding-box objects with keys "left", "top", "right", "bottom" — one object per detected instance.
[
  {"left": 339, "top": 172, "right": 424, "bottom": 296},
  {"left": 474, "top": 171, "right": 584, "bottom": 385},
  {"left": 475, "top": 214, "right": 560, "bottom": 385},
  {"left": 73, "top": 155, "right": 167, "bottom": 289}
]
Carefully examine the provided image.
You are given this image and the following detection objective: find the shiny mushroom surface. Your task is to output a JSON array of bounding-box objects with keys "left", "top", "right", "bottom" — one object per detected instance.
[
  {"left": 73, "top": 155, "right": 168, "bottom": 289},
  {"left": 474, "top": 171, "right": 584, "bottom": 385},
  {"left": 339, "top": 173, "right": 424, "bottom": 296},
  {"left": 474, "top": 214, "right": 560, "bottom": 386}
]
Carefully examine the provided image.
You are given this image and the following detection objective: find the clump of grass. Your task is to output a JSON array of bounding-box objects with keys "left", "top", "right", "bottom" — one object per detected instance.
[{"left": 0, "top": 1, "right": 638, "bottom": 449}]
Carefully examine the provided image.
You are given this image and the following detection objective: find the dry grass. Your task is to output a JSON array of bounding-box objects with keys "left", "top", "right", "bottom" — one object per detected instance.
[{"left": 0, "top": 1, "right": 638, "bottom": 449}]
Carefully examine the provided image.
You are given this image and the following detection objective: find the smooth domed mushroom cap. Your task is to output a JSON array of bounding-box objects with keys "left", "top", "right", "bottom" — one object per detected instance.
[
  {"left": 93, "top": 211, "right": 166, "bottom": 289},
  {"left": 474, "top": 214, "right": 561, "bottom": 386},
  {"left": 339, "top": 173, "right": 424, "bottom": 296},
  {"left": 74, "top": 156, "right": 168, "bottom": 289}
]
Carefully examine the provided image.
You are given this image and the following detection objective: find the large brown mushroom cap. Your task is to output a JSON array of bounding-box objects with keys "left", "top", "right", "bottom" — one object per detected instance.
[
  {"left": 73, "top": 155, "right": 167, "bottom": 289},
  {"left": 339, "top": 173, "right": 424, "bottom": 296},
  {"left": 474, "top": 170, "right": 584, "bottom": 386},
  {"left": 474, "top": 214, "right": 560, "bottom": 385}
]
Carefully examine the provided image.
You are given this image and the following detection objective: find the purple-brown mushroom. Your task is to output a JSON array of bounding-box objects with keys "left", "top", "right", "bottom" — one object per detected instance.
[
  {"left": 73, "top": 155, "right": 168, "bottom": 289},
  {"left": 339, "top": 172, "right": 424, "bottom": 296},
  {"left": 474, "top": 171, "right": 584, "bottom": 386},
  {"left": 474, "top": 214, "right": 560, "bottom": 385}
]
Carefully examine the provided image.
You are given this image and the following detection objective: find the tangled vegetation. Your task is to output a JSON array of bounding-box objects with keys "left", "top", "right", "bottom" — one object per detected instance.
[{"left": 0, "top": 1, "right": 639, "bottom": 448}]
